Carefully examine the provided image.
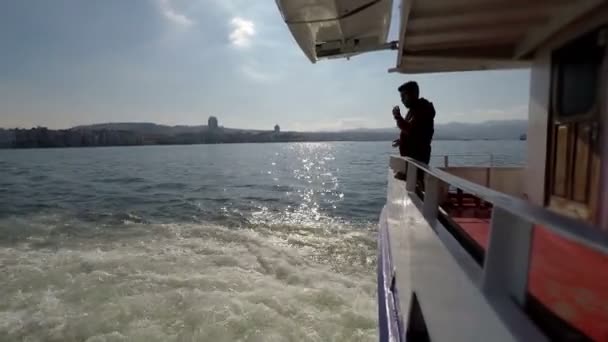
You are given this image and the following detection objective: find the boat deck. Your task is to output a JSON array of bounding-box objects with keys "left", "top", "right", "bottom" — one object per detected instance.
[
  {"left": 382, "top": 157, "right": 608, "bottom": 341},
  {"left": 453, "top": 215, "right": 608, "bottom": 341}
]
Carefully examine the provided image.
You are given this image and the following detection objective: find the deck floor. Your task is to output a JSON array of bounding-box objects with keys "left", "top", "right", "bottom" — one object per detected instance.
[{"left": 454, "top": 217, "right": 608, "bottom": 341}]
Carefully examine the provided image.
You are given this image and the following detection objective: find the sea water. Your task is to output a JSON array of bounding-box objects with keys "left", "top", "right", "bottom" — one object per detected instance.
[{"left": 0, "top": 141, "right": 525, "bottom": 341}]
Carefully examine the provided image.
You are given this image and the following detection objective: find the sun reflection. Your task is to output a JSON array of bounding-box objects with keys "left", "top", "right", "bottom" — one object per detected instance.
[{"left": 248, "top": 143, "right": 345, "bottom": 227}]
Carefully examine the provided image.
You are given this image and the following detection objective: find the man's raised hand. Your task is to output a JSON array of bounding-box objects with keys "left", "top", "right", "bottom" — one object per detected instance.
[{"left": 392, "top": 106, "right": 401, "bottom": 119}]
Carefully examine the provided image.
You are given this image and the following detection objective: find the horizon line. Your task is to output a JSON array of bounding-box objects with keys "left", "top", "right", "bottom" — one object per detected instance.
[{"left": 0, "top": 118, "right": 529, "bottom": 132}]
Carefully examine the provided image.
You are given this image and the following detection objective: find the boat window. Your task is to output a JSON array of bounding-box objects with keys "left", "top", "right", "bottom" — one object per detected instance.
[{"left": 553, "top": 28, "right": 606, "bottom": 119}]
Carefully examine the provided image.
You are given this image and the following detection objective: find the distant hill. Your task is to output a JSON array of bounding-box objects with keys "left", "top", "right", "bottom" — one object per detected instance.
[
  {"left": 435, "top": 119, "right": 528, "bottom": 140},
  {"left": 1, "top": 119, "right": 528, "bottom": 149},
  {"left": 71, "top": 123, "right": 263, "bottom": 135},
  {"left": 341, "top": 119, "right": 528, "bottom": 140},
  {"left": 71, "top": 123, "right": 208, "bottom": 135},
  {"left": 73, "top": 119, "right": 527, "bottom": 140}
]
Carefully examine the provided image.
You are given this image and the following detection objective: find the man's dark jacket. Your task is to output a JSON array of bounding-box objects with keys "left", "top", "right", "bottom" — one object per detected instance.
[{"left": 396, "top": 98, "right": 435, "bottom": 164}]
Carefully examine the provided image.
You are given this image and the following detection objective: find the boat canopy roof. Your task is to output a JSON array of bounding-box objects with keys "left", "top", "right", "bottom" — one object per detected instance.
[
  {"left": 276, "top": 0, "right": 605, "bottom": 73},
  {"left": 275, "top": 0, "right": 393, "bottom": 62}
]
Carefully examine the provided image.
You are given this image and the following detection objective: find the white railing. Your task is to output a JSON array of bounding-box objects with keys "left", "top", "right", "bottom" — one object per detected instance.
[
  {"left": 430, "top": 153, "right": 526, "bottom": 168},
  {"left": 390, "top": 154, "right": 608, "bottom": 312},
  {"left": 392, "top": 155, "right": 608, "bottom": 253}
]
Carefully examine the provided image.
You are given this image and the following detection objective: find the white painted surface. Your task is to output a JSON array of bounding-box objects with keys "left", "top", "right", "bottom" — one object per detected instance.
[
  {"left": 525, "top": 53, "right": 551, "bottom": 205},
  {"left": 394, "top": 0, "right": 606, "bottom": 73},
  {"left": 395, "top": 0, "right": 412, "bottom": 68},
  {"left": 275, "top": 0, "right": 393, "bottom": 62},
  {"left": 382, "top": 171, "right": 412, "bottom": 335},
  {"left": 383, "top": 155, "right": 608, "bottom": 340},
  {"left": 384, "top": 169, "right": 547, "bottom": 341},
  {"left": 481, "top": 207, "right": 533, "bottom": 306}
]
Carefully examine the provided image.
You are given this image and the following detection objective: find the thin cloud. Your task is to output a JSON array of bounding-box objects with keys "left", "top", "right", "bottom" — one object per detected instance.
[
  {"left": 230, "top": 17, "right": 255, "bottom": 47},
  {"left": 158, "top": 0, "right": 194, "bottom": 27},
  {"left": 241, "top": 64, "right": 278, "bottom": 83}
]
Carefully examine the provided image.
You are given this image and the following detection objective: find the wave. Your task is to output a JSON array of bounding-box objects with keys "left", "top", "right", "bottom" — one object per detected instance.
[
  {"left": 96, "top": 177, "right": 147, "bottom": 184},
  {"left": 137, "top": 182, "right": 189, "bottom": 191},
  {"left": 0, "top": 214, "right": 377, "bottom": 341}
]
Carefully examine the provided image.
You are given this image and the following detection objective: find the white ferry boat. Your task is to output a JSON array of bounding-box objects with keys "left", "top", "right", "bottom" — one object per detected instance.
[{"left": 276, "top": 1, "right": 608, "bottom": 341}]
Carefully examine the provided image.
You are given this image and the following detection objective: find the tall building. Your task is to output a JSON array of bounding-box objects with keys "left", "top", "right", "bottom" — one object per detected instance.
[
  {"left": 274, "top": 124, "right": 280, "bottom": 133},
  {"left": 208, "top": 116, "right": 219, "bottom": 130}
]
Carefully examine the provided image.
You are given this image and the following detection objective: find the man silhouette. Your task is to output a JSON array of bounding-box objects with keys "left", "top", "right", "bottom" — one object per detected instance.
[{"left": 392, "top": 81, "right": 436, "bottom": 183}]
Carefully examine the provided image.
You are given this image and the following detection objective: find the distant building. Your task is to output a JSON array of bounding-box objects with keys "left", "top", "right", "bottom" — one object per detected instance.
[
  {"left": 274, "top": 124, "right": 280, "bottom": 133},
  {"left": 0, "top": 129, "right": 16, "bottom": 148},
  {"left": 208, "top": 116, "right": 219, "bottom": 130}
]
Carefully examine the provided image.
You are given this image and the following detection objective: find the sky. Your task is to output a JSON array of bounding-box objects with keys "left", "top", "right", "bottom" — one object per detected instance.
[{"left": 0, "top": 0, "right": 531, "bottom": 131}]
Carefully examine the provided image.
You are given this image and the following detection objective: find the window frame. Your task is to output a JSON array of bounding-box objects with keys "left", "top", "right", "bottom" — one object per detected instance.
[{"left": 551, "top": 27, "right": 605, "bottom": 124}]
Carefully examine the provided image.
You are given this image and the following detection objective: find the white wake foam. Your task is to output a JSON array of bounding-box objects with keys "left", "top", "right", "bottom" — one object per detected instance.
[{"left": 0, "top": 219, "right": 377, "bottom": 341}]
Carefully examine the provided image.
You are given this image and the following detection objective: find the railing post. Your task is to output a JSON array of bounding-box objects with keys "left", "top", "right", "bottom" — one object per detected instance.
[
  {"left": 423, "top": 175, "right": 440, "bottom": 226},
  {"left": 481, "top": 206, "right": 534, "bottom": 305},
  {"left": 486, "top": 167, "right": 491, "bottom": 188},
  {"left": 390, "top": 156, "right": 407, "bottom": 173},
  {"left": 444, "top": 155, "right": 449, "bottom": 168},
  {"left": 406, "top": 161, "right": 417, "bottom": 192},
  {"left": 487, "top": 154, "right": 493, "bottom": 188}
]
